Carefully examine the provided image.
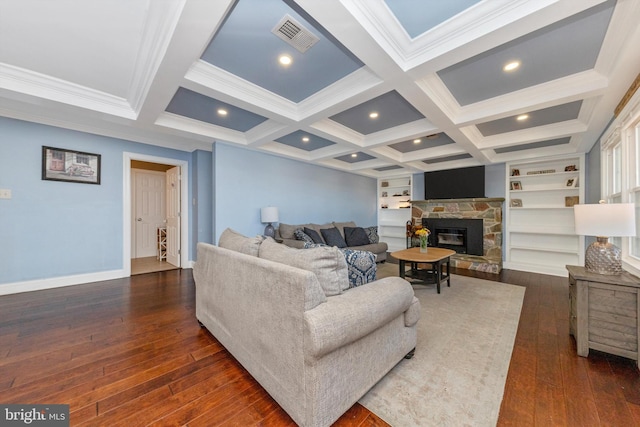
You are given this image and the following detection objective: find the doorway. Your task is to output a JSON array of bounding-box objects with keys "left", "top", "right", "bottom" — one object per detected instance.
[
  {"left": 123, "top": 153, "right": 189, "bottom": 277},
  {"left": 130, "top": 161, "right": 178, "bottom": 275}
]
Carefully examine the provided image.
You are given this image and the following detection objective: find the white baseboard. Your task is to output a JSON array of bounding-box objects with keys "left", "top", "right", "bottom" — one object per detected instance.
[{"left": 0, "top": 269, "right": 127, "bottom": 296}]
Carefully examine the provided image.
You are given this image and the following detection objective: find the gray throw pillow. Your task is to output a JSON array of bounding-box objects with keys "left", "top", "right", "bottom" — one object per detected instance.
[
  {"left": 343, "top": 226, "right": 370, "bottom": 247},
  {"left": 304, "top": 227, "right": 325, "bottom": 244},
  {"left": 218, "top": 228, "right": 265, "bottom": 256},
  {"left": 258, "top": 238, "right": 349, "bottom": 296},
  {"left": 320, "top": 227, "right": 347, "bottom": 248}
]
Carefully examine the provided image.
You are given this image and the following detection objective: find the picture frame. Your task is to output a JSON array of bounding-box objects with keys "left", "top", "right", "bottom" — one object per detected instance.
[
  {"left": 511, "top": 168, "right": 520, "bottom": 176},
  {"left": 565, "top": 178, "right": 578, "bottom": 187},
  {"left": 510, "top": 181, "right": 522, "bottom": 190},
  {"left": 565, "top": 196, "right": 579, "bottom": 207},
  {"left": 381, "top": 191, "right": 388, "bottom": 197},
  {"left": 510, "top": 199, "right": 522, "bottom": 207},
  {"left": 42, "top": 146, "right": 101, "bottom": 185}
]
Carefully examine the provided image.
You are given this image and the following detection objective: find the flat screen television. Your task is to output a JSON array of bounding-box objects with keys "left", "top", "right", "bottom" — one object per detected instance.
[{"left": 424, "top": 165, "right": 485, "bottom": 199}]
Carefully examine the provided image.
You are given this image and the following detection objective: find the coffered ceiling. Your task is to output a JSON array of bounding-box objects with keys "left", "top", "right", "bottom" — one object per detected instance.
[{"left": 1, "top": 0, "right": 639, "bottom": 178}]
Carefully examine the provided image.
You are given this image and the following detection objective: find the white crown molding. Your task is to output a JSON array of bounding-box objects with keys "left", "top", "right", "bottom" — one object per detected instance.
[
  {"left": 455, "top": 70, "right": 609, "bottom": 125},
  {"left": 310, "top": 118, "right": 365, "bottom": 146},
  {"left": 185, "top": 61, "right": 299, "bottom": 121},
  {"left": 343, "top": 0, "right": 564, "bottom": 71},
  {"left": 155, "top": 111, "right": 246, "bottom": 145},
  {"left": 127, "top": 0, "right": 186, "bottom": 114},
  {"left": 0, "top": 62, "right": 136, "bottom": 119},
  {"left": 475, "top": 120, "right": 587, "bottom": 150}
]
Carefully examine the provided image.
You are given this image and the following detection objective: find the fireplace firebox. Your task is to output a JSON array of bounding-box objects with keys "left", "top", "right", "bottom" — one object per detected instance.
[
  {"left": 435, "top": 228, "right": 466, "bottom": 252},
  {"left": 422, "top": 218, "right": 483, "bottom": 256}
]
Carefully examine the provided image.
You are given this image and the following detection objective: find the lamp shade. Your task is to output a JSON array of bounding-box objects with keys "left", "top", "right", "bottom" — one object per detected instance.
[
  {"left": 574, "top": 203, "right": 636, "bottom": 237},
  {"left": 260, "top": 207, "right": 279, "bottom": 224}
]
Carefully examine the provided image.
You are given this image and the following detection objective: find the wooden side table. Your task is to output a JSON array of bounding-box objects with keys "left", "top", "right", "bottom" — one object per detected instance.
[{"left": 567, "top": 265, "right": 640, "bottom": 368}]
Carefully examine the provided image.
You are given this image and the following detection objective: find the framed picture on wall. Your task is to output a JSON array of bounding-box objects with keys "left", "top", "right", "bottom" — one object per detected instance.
[
  {"left": 42, "top": 146, "right": 101, "bottom": 184},
  {"left": 510, "top": 181, "right": 522, "bottom": 190}
]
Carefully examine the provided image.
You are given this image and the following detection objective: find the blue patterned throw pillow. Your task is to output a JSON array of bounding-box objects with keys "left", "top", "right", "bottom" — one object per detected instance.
[
  {"left": 364, "top": 226, "right": 379, "bottom": 244},
  {"left": 339, "top": 248, "right": 377, "bottom": 288},
  {"left": 294, "top": 228, "right": 314, "bottom": 244}
]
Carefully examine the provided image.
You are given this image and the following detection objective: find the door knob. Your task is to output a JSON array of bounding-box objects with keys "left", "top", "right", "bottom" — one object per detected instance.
[{"left": 137, "top": 218, "right": 142, "bottom": 221}]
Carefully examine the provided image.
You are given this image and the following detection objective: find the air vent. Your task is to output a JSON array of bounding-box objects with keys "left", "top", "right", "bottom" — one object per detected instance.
[{"left": 271, "top": 14, "right": 319, "bottom": 53}]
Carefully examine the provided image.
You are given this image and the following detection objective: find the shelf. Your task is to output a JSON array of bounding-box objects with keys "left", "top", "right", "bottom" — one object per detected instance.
[
  {"left": 509, "top": 206, "right": 576, "bottom": 210},
  {"left": 505, "top": 155, "right": 585, "bottom": 275},
  {"left": 379, "top": 175, "right": 412, "bottom": 250},
  {"left": 508, "top": 226, "right": 576, "bottom": 235},
  {"left": 509, "top": 171, "right": 579, "bottom": 180},
  {"left": 509, "top": 245, "right": 578, "bottom": 254},
  {"left": 510, "top": 187, "right": 579, "bottom": 193}
]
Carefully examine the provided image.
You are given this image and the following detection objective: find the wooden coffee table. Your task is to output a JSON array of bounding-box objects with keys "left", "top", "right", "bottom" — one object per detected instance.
[{"left": 391, "top": 247, "right": 456, "bottom": 293}]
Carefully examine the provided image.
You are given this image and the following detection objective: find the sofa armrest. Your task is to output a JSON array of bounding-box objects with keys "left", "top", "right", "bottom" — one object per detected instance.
[{"left": 303, "top": 277, "right": 416, "bottom": 359}]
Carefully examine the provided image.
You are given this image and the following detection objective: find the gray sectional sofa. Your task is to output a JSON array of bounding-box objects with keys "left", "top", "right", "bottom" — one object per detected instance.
[
  {"left": 276, "top": 221, "right": 388, "bottom": 262},
  {"left": 193, "top": 229, "right": 419, "bottom": 427}
]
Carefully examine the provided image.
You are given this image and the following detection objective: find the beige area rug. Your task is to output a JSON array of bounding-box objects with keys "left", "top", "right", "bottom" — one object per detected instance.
[{"left": 359, "top": 263, "right": 525, "bottom": 426}]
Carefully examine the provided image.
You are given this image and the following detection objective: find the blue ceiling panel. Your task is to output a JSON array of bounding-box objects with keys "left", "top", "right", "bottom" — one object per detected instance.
[
  {"left": 201, "top": 0, "right": 363, "bottom": 103},
  {"left": 389, "top": 133, "right": 454, "bottom": 153},
  {"left": 329, "top": 91, "right": 425, "bottom": 135},
  {"left": 335, "top": 152, "right": 376, "bottom": 163},
  {"left": 438, "top": 1, "right": 615, "bottom": 106},
  {"left": 166, "top": 88, "right": 268, "bottom": 132},
  {"left": 477, "top": 101, "right": 583, "bottom": 136},
  {"left": 275, "top": 130, "right": 335, "bottom": 151},
  {"left": 385, "top": 0, "right": 481, "bottom": 38}
]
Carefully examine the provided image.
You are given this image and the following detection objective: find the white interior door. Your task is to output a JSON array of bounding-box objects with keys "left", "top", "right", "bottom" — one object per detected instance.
[
  {"left": 132, "top": 169, "right": 166, "bottom": 258},
  {"left": 166, "top": 166, "right": 181, "bottom": 267}
]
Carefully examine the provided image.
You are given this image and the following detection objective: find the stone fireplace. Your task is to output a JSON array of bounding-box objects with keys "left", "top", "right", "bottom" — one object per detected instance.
[{"left": 411, "top": 198, "right": 504, "bottom": 273}]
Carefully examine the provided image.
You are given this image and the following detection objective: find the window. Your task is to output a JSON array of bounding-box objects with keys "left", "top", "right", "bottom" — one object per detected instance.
[{"left": 602, "top": 91, "right": 640, "bottom": 275}]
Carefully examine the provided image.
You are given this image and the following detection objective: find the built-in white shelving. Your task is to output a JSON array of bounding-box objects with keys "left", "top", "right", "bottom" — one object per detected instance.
[
  {"left": 504, "top": 154, "right": 585, "bottom": 276},
  {"left": 378, "top": 176, "right": 412, "bottom": 252}
]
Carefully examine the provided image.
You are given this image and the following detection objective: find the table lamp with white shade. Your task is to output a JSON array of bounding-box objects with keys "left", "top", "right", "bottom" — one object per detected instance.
[
  {"left": 573, "top": 201, "right": 636, "bottom": 275},
  {"left": 261, "top": 206, "right": 279, "bottom": 238}
]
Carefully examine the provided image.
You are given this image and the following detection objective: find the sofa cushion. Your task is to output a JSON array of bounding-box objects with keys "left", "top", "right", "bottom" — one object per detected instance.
[
  {"left": 364, "top": 226, "right": 379, "bottom": 244},
  {"left": 218, "top": 228, "right": 264, "bottom": 256},
  {"left": 278, "top": 222, "right": 311, "bottom": 240},
  {"left": 304, "top": 227, "right": 325, "bottom": 244},
  {"left": 259, "top": 238, "right": 349, "bottom": 296},
  {"left": 339, "top": 248, "right": 377, "bottom": 288},
  {"left": 332, "top": 221, "right": 357, "bottom": 238},
  {"left": 294, "top": 228, "right": 314, "bottom": 244},
  {"left": 343, "top": 226, "right": 370, "bottom": 247},
  {"left": 321, "top": 227, "right": 347, "bottom": 248}
]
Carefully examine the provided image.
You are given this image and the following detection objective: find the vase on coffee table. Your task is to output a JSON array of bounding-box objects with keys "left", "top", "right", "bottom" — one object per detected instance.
[{"left": 420, "top": 235, "right": 428, "bottom": 253}]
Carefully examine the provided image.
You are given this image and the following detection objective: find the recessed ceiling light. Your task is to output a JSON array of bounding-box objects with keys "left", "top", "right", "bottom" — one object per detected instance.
[
  {"left": 516, "top": 114, "right": 529, "bottom": 121},
  {"left": 302, "top": 136, "right": 310, "bottom": 142},
  {"left": 369, "top": 112, "right": 379, "bottom": 119},
  {"left": 279, "top": 55, "right": 292, "bottom": 66},
  {"left": 351, "top": 153, "right": 357, "bottom": 158},
  {"left": 217, "top": 108, "right": 228, "bottom": 116},
  {"left": 503, "top": 61, "right": 520, "bottom": 72},
  {"left": 413, "top": 139, "right": 421, "bottom": 144}
]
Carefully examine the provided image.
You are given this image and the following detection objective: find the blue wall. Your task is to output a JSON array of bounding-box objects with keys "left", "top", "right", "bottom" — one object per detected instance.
[
  {"left": 212, "top": 142, "right": 377, "bottom": 242},
  {"left": 0, "top": 117, "right": 194, "bottom": 286}
]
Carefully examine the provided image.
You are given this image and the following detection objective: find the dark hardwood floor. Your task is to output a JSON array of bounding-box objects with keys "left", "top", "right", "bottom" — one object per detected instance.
[{"left": 1, "top": 267, "right": 639, "bottom": 426}]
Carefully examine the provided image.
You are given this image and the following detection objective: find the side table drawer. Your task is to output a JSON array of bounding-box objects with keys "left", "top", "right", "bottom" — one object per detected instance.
[{"left": 588, "top": 283, "right": 638, "bottom": 358}]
